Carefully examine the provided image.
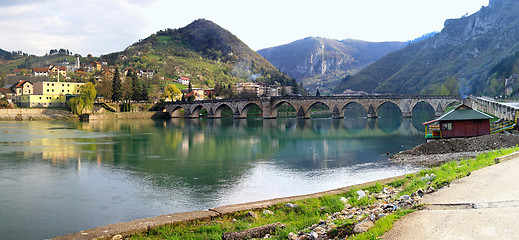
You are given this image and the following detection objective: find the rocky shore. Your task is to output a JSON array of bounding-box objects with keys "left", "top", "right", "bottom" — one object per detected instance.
[
  {"left": 286, "top": 185, "right": 437, "bottom": 240},
  {"left": 390, "top": 133, "right": 519, "bottom": 166}
]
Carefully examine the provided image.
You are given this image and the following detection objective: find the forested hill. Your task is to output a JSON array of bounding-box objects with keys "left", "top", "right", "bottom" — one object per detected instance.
[
  {"left": 103, "top": 19, "right": 302, "bottom": 92},
  {"left": 0, "top": 48, "right": 9, "bottom": 58},
  {"left": 257, "top": 37, "right": 406, "bottom": 94},
  {"left": 333, "top": 0, "right": 519, "bottom": 96}
]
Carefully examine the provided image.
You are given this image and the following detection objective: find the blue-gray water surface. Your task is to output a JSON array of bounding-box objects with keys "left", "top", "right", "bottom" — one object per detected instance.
[{"left": 0, "top": 114, "right": 431, "bottom": 239}]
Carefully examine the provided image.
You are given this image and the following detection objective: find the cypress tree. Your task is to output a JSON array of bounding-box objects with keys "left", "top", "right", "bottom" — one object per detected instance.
[{"left": 111, "top": 67, "right": 122, "bottom": 102}]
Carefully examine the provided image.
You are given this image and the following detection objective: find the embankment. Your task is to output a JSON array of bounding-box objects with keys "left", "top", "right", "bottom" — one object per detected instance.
[{"left": 0, "top": 108, "right": 77, "bottom": 121}]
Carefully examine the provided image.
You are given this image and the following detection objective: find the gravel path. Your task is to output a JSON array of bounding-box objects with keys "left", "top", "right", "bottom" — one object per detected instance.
[{"left": 390, "top": 133, "right": 519, "bottom": 166}]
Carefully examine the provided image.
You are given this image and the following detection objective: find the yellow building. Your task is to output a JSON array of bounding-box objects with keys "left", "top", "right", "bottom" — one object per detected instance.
[
  {"left": 18, "top": 95, "right": 66, "bottom": 108},
  {"left": 33, "top": 82, "right": 84, "bottom": 95},
  {"left": 17, "top": 81, "right": 85, "bottom": 108}
]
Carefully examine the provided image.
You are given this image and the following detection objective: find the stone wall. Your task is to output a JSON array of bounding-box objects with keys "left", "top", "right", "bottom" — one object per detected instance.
[{"left": 0, "top": 108, "right": 77, "bottom": 121}]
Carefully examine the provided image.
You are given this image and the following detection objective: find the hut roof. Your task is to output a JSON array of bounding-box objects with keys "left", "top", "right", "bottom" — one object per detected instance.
[{"left": 424, "top": 104, "right": 492, "bottom": 125}]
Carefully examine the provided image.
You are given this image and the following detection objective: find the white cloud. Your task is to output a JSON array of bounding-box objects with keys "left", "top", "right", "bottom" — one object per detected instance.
[{"left": 0, "top": 0, "right": 149, "bottom": 56}]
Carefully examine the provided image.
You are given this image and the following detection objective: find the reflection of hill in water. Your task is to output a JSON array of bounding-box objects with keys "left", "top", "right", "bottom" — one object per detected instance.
[{"left": 14, "top": 117, "right": 427, "bottom": 203}]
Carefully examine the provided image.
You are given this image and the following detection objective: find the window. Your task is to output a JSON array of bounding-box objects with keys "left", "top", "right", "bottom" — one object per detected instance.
[
  {"left": 441, "top": 122, "right": 452, "bottom": 131},
  {"left": 52, "top": 84, "right": 54, "bottom": 86},
  {"left": 47, "top": 89, "right": 49, "bottom": 92},
  {"left": 62, "top": 90, "right": 64, "bottom": 92},
  {"left": 39, "top": 97, "right": 41, "bottom": 99}
]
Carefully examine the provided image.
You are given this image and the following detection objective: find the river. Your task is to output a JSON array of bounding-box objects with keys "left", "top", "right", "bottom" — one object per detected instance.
[{"left": 0, "top": 109, "right": 432, "bottom": 239}]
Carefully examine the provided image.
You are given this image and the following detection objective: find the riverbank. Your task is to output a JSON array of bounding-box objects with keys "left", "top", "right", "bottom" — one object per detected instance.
[
  {"left": 390, "top": 133, "right": 519, "bottom": 166},
  {"left": 0, "top": 108, "right": 169, "bottom": 121},
  {"left": 53, "top": 146, "right": 519, "bottom": 240},
  {"left": 0, "top": 108, "right": 78, "bottom": 121}
]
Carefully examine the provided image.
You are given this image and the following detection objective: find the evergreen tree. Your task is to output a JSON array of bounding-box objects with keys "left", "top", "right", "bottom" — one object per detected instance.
[
  {"left": 316, "top": 88, "right": 320, "bottom": 96},
  {"left": 111, "top": 67, "right": 122, "bottom": 102},
  {"left": 188, "top": 82, "right": 193, "bottom": 92}
]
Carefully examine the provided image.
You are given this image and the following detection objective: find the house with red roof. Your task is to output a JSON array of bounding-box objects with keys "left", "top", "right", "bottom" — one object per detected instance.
[
  {"left": 33, "top": 67, "right": 49, "bottom": 76},
  {"left": 176, "top": 77, "right": 190, "bottom": 85}
]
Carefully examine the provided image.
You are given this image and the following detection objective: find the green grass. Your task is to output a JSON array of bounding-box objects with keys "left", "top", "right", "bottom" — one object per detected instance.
[{"left": 129, "top": 146, "right": 519, "bottom": 240}]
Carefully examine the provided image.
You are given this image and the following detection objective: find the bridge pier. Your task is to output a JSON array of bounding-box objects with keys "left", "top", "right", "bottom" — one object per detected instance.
[
  {"left": 402, "top": 111, "right": 412, "bottom": 118},
  {"left": 367, "top": 104, "right": 377, "bottom": 118}
]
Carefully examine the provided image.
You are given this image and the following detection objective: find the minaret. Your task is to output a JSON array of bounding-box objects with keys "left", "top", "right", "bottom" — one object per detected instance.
[{"left": 75, "top": 56, "right": 80, "bottom": 70}]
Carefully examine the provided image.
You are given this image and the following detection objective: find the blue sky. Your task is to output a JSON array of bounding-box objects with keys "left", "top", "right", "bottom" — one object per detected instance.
[{"left": 0, "top": 0, "right": 489, "bottom": 56}]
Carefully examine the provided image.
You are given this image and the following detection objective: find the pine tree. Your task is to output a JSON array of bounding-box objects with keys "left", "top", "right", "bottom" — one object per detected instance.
[
  {"left": 111, "top": 67, "right": 122, "bottom": 102},
  {"left": 188, "top": 82, "right": 193, "bottom": 93},
  {"left": 316, "top": 88, "right": 320, "bottom": 96}
]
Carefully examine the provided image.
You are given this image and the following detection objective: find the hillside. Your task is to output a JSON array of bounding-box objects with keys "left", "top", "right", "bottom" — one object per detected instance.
[
  {"left": 333, "top": 0, "right": 519, "bottom": 96},
  {"left": 257, "top": 37, "right": 406, "bottom": 94},
  {"left": 103, "top": 19, "right": 301, "bottom": 91},
  {"left": 0, "top": 48, "right": 9, "bottom": 58}
]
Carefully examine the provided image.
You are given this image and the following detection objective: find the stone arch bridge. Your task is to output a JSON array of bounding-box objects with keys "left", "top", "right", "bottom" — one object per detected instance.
[{"left": 160, "top": 95, "right": 460, "bottom": 119}]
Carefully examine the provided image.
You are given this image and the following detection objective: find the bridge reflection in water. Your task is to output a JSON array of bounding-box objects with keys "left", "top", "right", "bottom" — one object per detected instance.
[{"left": 0, "top": 112, "right": 432, "bottom": 239}]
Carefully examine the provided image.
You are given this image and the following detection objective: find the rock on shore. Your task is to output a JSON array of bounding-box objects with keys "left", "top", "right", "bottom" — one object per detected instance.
[{"left": 390, "top": 133, "right": 519, "bottom": 166}]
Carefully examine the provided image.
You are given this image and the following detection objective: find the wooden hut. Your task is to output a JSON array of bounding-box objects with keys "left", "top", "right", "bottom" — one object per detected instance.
[{"left": 423, "top": 104, "right": 492, "bottom": 139}]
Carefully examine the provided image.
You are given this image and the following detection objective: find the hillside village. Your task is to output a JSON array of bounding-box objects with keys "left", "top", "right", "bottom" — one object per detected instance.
[{"left": 0, "top": 56, "right": 293, "bottom": 109}]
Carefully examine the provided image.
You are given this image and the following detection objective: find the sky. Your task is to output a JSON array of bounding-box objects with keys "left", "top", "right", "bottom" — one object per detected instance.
[{"left": 0, "top": 0, "right": 490, "bottom": 57}]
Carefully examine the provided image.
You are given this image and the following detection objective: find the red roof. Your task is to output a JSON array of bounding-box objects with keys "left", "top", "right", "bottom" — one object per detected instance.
[
  {"left": 33, "top": 67, "right": 49, "bottom": 72},
  {"left": 12, "top": 80, "right": 31, "bottom": 88},
  {"left": 179, "top": 77, "right": 190, "bottom": 80}
]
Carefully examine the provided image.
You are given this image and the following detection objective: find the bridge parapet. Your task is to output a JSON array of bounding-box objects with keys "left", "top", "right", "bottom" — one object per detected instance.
[{"left": 470, "top": 96, "right": 519, "bottom": 121}]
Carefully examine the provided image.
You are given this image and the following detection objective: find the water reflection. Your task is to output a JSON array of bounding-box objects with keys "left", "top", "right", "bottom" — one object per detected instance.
[{"left": 0, "top": 116, "right": 426, "bottom": 239}]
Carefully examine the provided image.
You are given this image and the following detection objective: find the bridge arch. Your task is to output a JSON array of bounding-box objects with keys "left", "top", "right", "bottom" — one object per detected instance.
[
  {"left": 214, "top": 103, "right": 234, "bottom": 118},
  {"left": 239, "top": 102, "right": 263, "bottom": 118},
  {"left": 340, "top": 101, "right": 367, "bottom": 119},
  {"left": 272, "top": 100, "right": 298, "bottom": 118},
  {"left": 170, "top": 105, "right": 184, "bottom": 118},
  {"left": 306, "top": 101, "right": 333, "bottom": 118},
  {"left": 189, "top": 104, "right": 207, "bottom": 118},
  {"left": 376, "top": 101, "right": 402, "bottom": 118}
]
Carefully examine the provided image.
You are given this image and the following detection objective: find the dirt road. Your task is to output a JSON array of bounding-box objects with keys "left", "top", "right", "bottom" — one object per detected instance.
[{"left": 382, "top": 154, "right": 519, "bottom": 240}]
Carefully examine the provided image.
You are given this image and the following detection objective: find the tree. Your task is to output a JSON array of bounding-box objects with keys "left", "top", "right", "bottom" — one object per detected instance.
[
  {"left": 188, "top": 82, "right": 193, "bottom": 93},
  {"left": 111, "top": 67, "right": 122, "bottom": 102},
  {"left": 79, "top": 82, "right": 97, "bottom": 111},
  {"left": 316, "top": 88, "right": 320, "bottom": 96},
  {"left": 67, "top": 82, "right": 97, "bottom": 116},
  {"left": 161, "top": 84, "right": 182, "bottom": 101}
]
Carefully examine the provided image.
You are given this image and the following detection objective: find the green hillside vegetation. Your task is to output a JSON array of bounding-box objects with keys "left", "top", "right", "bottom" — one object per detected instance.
[
  {"left": 103, "top": 19, "right": 304, "bottom": 93},
  {"left": 332, "top": 0, "right": 519, "bottom": 96}
]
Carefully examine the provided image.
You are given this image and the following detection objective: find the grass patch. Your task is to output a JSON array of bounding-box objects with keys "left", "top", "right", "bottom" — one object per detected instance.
[{"left": 130, "top": 147, "right": 519, "bottom": 239}]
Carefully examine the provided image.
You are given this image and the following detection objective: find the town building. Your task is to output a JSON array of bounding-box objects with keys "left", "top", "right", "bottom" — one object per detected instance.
[
  {"left": 423, "top": 104, "right": 492, "bottom": 139},
  {"left": 176, "top": 77, "right": 190, "bottom": 85},
  {"left": 10, "top": 80, "right": 33, "bottom": 96},
  {"left": 33, "top": 67, "right": 50, "bottom": 77},
  {"left": 232, "top": 82, "right": 292, "bottom": 97},
  {"left": 139, "top": 69, "right": 154, "bottom": 79},
  {"left": 33, "top": 82, "right": 83, "bottom": 95},
  {"left": 15, "top": 81, "right": 85, "bottom": 108}
]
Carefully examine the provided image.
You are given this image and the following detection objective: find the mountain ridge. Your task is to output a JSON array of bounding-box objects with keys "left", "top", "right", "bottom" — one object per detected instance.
[
  {"left": 257, "top": 37, "right": 407, "bottom": 94},
  {"left": 333, "top": 0, "right": 519, "bottom": 95}
]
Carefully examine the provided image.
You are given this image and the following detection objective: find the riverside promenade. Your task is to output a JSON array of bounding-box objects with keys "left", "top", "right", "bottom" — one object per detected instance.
[{"left": 383, "top": 153, "right": 519, "bottom": 240}]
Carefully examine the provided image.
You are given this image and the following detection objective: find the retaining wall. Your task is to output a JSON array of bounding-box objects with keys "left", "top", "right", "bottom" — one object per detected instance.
[{"left": 0, "top": 108, "right": 77, "bottom": 121}]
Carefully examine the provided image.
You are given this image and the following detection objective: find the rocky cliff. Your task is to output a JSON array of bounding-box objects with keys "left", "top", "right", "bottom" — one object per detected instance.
[{"left": 333, "top": 0, "right": 519, "bottom": 95}]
